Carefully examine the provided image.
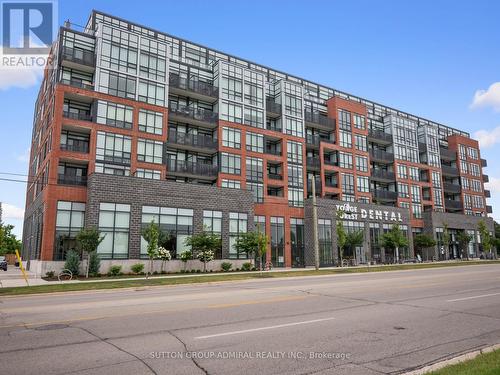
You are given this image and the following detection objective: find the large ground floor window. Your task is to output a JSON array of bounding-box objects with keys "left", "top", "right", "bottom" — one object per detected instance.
[
  {"left": 98, "top": 203, "right": 130, "bottom": 259},
  {"left": 54, "top": 201, "right": 85, "bottom": 260}
]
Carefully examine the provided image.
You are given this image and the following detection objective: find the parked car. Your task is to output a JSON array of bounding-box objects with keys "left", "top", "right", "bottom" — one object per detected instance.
[{"left": 0, "top": 256, "right": 7, "bottom": 271}]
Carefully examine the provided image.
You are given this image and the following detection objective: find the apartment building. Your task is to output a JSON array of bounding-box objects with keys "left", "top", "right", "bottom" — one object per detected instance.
[{"left": 22, "top": 10, "right": 495, "bottom": 271}]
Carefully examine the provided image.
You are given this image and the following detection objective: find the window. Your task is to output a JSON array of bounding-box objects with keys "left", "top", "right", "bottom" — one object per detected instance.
[
  {"left": 229, "top": 212, "right": 248, "bottom": 258},
  {"left": 255, "top": 215, "right": 266, "bottom": 233},
  {"left": 246, "top": 131, "right": 264, "bottom": 153},
  {"left": 96, "top": 131, "right": 132, "bottom": 164},
  {"left": 356, "top": 156, "right": 368, "bottom": 172},
  {"left": 287, "top": 141, "right": 303, "bottom": 164},
  {"left": 285, "top": 117, "right": 304, "bottom": 138},
  {"left": 342, "top": 173, "right": 355, "bottom": 195},
  {"left": 318, "top": 219, "right": 333, "bottom": 266},
  {"left": 284, "top": 94, "right": 302, "bottom": 117},
  {"left": 460, "top": 160, "right": 468, "bottom": 174},
  {"left": 412, "top": 203, "right": 422, "bottom": 219},
  {"left": 459, "top": 144, "right": 466, "bottom": 160},
  {"left": 139, "top": 52, "right": 166, "bottom": 81},
  {"left": 139, "top": 109, "right": 163, "bottom": 135},
  {"left": 222, "top": 127, "right": 241, "bottom": 149},
  {"left": 398, "top": 183, "right": 409, "bottom": 198},
  {"left": 433, "top": 189, "right": 443, "bottom": 207},
  {"left": 472, "top": 195, "right": 484, "bottom": 208},
  {"left": 98, "top": 203, "right": 130, "bottom": 259},
  {"left": 338, "top": 110, "right": 351, "bottom": 130},
  {"left": 100, "top": 26, "right": 138, "bottom": 74},
  {"left": 339, "top": 130, "right": 352, "bottom": 148},
  {"left": 432, "top": 171, "right": 442, "bottom": 188},
  {"left": 247, "top": 182, "right": 264, "bottom": 203},
  {"left": 409, "top": 167, "right": 419, "bottom": 181},
  {"left": 467, "top": 147, "right": 478, "bottom": 160},
  {"left": 141, "top": 206, "right": 193, "bottom": 257},
  {"left": 56, "top": 201, "right": 85, "bottom": 236},
  {"left": 353, "top": 114, "right": 365, "bottom": 130},
  {"left": 221, "top": 179, "right": 241, "bottom": 189},
  {"left": 411, "top": 185, "right": 421, "bottom": 203},
  {"left": 135, "top": 168, "right": 160, "bottom": 179},
  {"left": 246, "top": 157, "right": 263, "bottom": 182},
  {"left": 137, "top": 139, "right": 163, "bottom": 164},
  {"left": 357, "top": 176, "right": 369, "bottom": 193},
  {"left": 464, "top": 194, "right": 472, "bottom": 209},
  {"left": 96, "top": 100, "right": 133, "bottom": 129},
  {"left": 203, "top": 210, "right": 222, "bottom": 234},
  {"left": 98, "top": 70, "right": 136, "bottom": 99},
  {"left": 287, "top": 165, "right": 304, "bottom": 187},
  {"left": 469, "top": 163, "right": 480, "bottom": 177},
  {"left": 244, "top": 81, "right": 264, "bottom": 107},
  {"left": 138, "top": 79, "right": 165, "bottom": 106},
  {"left": 244, "top": 107, "right": 264, "bottom": 128},
  {"left": 338, "top": 152, "right": 353, "bottom": 169},
  {"left": 221, "top": 76, "right": 242, "bottom": 101},
  {"left": 220, "top": 101, "right": 243, "bottom": 123},
  {"left": 358, "top": 196, "right": 370, "bottom": 204},
  {"left": 399, "top": 201, "right": 410, "bottom": 210},
  {"left": 471, "top": 179, "right": 482, "bottom": 192},
  {"left": 461, "top": 177, "right": 470, "bottom": 190},
  {"left": 95, "top": 162, "right": 130, "bottom": 176},
  {"left": 288, "top": 188, "right": 304, "bottom": 207},
  {"left": 270, "top": 217, "right": 285, "bottom": 267},
  {"left": 220, "top": 152, "right": 241, "bottom": 175},
  {"left": 397, "top": 164, "right": 408, "bottom": 179},
  {"left": 354, "top": 135, "right": 367, "bottom": 152}
]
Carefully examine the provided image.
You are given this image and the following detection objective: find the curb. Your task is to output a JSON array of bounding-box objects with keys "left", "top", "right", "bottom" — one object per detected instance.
[{"left": 402, "top": 343, "right": 500, "bottom": 375}]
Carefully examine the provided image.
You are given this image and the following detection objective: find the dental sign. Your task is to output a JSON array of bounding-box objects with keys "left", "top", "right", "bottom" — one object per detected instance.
[{"left": 335, "top": 202, "right": 404, "bottom": 222}]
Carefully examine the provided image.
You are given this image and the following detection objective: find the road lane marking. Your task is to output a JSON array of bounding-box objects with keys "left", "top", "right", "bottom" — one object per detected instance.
[
  {"left": 194, "top": 316, "right": 336, "bottom": 340},
  {"left": 447, "top": 292, "right": 500, "bottom": 302}
]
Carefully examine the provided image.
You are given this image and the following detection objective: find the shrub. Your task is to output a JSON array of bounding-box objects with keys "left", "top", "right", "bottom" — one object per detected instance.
[
  {"left": 191, "top": 269, "right": 196, "bottom": 273},
  {"left": 241, "top": 262, "right": 252, "bottom": 271},
  {"left": 108, "top": 265, "right": 122, "bottom": 276},
  {"left": 236, "top": 268, "right": 240, "bottom": 271},
  {"left": 251, "top": 267, "right": 256, "bottom": 271},
  {"left": 221, "top": 262, "right": 233, "bottom": 272},
  {"left": 130, "top": 263, "right": 145, "bottom": 275},
  {"left": 88, "top": 252, "right": 101, "bottom": 276},
  {"left": 196, "top": 269, "right": 201, "bottom": 273},
  {"left": 45, "top": 270, "right": 55, "bottom": 278},
  {"left": 64, "top": 250, "right": 80, "bottom": 276}
]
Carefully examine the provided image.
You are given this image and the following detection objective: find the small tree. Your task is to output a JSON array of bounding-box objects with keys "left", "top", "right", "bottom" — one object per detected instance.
[
  {"left": 157, "top": 246, "right": 172, "bottom": 273},
  {"left": 413, "top": 233, "right": 436, "bottom": 261},
  {"left": 185, "top": 231, "right": 221, "bottom": 272},
  {"left": 64, "top": 250, "right": 80, "bottom": 277},
  {"left": 142, "top": 221, "right": 160, "bottom": 278},
  {"left": 179, "top": 250, "right": 192, "bottom": 272},
  {"left": 345, "top": 230, "right": 364, "bottom": 265},
  {"left": 235, "top": 230, "right": 268, "bottom": 274},
  {"left": 88, "top": 252, "right": 101, "bottom": 276},
  {"left": 380, "top": 224, "right": 409, "bottom": 263},
  {"left": 76, "top": 228, "right": 105, "bottom": 278},
  {"left": 442, "top": 223, "right": 451, "bottom": 260},
  {"left": 456, "top": 231, "right": 473, "bottom": 260},
  {"left": 478, "top": 220, "right": 493, "bottom": 256},
  {"left": 336, "top": 221, "right": 347, "bottom": 266}
]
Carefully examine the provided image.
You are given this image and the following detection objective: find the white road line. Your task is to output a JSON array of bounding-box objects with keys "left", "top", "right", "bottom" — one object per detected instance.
[
  {"left": 447, "top": 292, "right": 500, "bottom": 302},
  {"left": 194, "top": 317, "right": 336, "bottom": 340}
]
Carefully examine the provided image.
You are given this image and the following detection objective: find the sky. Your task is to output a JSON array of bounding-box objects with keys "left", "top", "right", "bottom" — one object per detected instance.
[{"left": 1, "top": 0, "right": 500, "bottom": 238}]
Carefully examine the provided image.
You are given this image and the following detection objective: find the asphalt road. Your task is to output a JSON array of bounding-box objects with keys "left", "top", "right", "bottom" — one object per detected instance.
[{"left": 1, "top": 264, "right": 500, "bottom": 375}]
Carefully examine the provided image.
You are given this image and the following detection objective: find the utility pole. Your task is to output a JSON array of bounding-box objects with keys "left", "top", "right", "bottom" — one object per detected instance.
[{"left": 311, "top": 175, "right": 320, "bottom": 270}]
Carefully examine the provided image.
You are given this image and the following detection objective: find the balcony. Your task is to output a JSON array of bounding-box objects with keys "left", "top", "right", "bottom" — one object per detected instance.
[
  {"left": 486, "top": 205, "right": 493, "bottom": 214},
  {"left": 168, "top": 105, "right": 218, "bottom": 128},
  {"left": 60, "top": 78, "right": 94, "bottom": 91},
  {"left": 439, "top": 147, "right": 456, "bottom": 161},
  {"left": 268, "top": 173, "right": 283, "bottom": 181},
  {"left": 370, "top": 169, "right": 395, "bottom": 182},
  {"left": 166, "top": 159, "right": 218, "bottom": 179},
  {"left": 305, "top": 134, "right": 335, "bottom": 148},
  {"left": 307, "top": 179, "right": 322, "bottom": 196},
  {"left": 325, "top": 176, "right": 339, "bottom": 188},
  {"left": 485, "top": 189, "right": 491, "bottom": 198},
  {"left": 481, "top": 158, "right": 487, "bottom": 167},
  {"left": 368, "top": 129, "right": 392, "bottom": 145},
  {"left": 441, "top": 165, "right": 459, "bottom": 177},
  {"left": 306, "top": 157, "right": 320, "bottom": 170},
  {"left": 304, "top": 110, "right": 335, "bottom": 130},
  {"left": 57, "top": 174, "right": 87, "bottom": 186},
  {"left": 443, "top": 182, "right": 461, "bottom": 194},
  {"left": 63, "top": 110, "right": 93, "bottom": 122},
  {"left": 445, "top": 199, "right": 463, "bottom": 211},
  {"left": 265, "top": 98, "right": 282, "bottom": 118},
  {"left": 373, "top": 189, "right": 398, "bottom": 201},
  {"left": 168, "top": 73, "right": 218, "bottom": 103},
  {"left": 60, "top": 46, "right": 95, "bottom": 69},
  {"left": 167, "top": 129, "right": 217, "bottom": 152},
  {"left": 60, "top": 140, "right": 89, "bottom": 153},
  {"left": 369, "top": 149, "right": 394, "bottom": 164},
  {"left": 482, "top": 174, "right": 489, "bottom": 183}
]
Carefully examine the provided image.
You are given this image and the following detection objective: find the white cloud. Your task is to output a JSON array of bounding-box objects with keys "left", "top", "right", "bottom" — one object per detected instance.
[
  {"left": 485, "top": 177, "right": 500, "bottom": 193},
  {"left": 0, "top": 65, "right": 43, "bottom": 90},
  {"left": 16, "top": 148, "right": 31, "bottom": 163},
  {"left": 471, "top": 82, "right": 500, "bottom": 111},
  {"left": 473, "top": 126, "right": 500, "bottom": 148},
  {"left": 2, "top": 203, "right": 25, "bottom": 220}
]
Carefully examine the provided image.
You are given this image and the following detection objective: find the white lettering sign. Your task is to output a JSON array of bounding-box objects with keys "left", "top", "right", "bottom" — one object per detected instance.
[{"left": 335, "top": 203, "right": 403, "bottom": 222}]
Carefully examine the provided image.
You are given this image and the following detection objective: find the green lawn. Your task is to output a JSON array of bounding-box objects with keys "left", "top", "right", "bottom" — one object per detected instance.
[
  {"left": 1, "top": 260, "right": 499, "bottom": 296},
  {"left": 428, "top": 348, "right": 500, "bottom": 375}
]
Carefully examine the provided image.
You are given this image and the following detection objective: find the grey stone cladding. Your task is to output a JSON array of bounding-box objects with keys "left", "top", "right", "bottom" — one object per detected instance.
[{"left": 86, "top": 173, "right": 254, "bottom": 259}]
